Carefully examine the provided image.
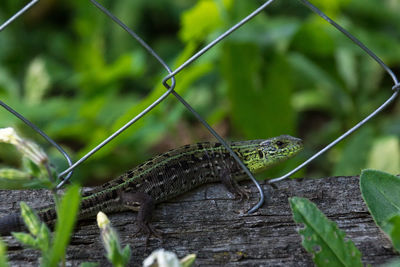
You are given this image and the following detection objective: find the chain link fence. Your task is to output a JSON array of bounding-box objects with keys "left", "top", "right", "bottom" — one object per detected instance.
[{"left": 0, "top": 0, "right": 399, "bottom": 213}]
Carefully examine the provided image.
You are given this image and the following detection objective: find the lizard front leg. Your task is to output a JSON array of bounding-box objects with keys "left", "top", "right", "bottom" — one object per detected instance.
[
  {"left": 220, "top": 168, "right": 251, "bottom": 201},
  {"left": 204, "top": 149, "right": 250, "bottom": 200},
  {"left": 119, "top": 191, "right": 161, "bottom": 242}
]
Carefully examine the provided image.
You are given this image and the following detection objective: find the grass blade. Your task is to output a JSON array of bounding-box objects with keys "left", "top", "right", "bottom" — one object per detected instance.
[{"left": 47, "top": 185, "right": 81, "bottom": 266}]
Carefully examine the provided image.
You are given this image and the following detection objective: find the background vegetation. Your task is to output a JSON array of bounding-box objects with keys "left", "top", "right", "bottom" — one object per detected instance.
[{"left": 0, "top": 0, "right": 399, "bottom": 185}]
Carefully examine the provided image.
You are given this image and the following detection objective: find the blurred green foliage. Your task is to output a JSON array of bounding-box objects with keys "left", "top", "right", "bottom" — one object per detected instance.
[{"left": 0, "top": 0, "right": 399, "bottom": 184}]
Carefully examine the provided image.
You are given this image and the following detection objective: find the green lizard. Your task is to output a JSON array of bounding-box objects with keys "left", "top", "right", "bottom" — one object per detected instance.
[{"left": 0, "top": 135, "right": 303, "bottom": 237}]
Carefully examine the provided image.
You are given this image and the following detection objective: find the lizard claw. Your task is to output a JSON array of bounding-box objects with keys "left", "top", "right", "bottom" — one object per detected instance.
[
  {"left": 234, "top": 186, "right": 251, "bottom": 201},
  {"left": 220, "top": 169, "right": 252, "bottom": 201},
  {"left": 134, "top": 221, "right": 162, "bottom": 246}
]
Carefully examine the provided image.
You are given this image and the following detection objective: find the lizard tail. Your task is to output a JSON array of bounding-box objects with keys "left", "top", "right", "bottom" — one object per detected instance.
[
  {"left": 0, "top": 213, "right": 24, "bottom": 236},
  {"left": 0, "top": 205, "right": 57, "bottom": 236}
]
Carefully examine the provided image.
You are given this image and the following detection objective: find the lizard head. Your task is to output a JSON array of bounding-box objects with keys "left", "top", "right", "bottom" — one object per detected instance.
[{"left": 240, "top": 135, "right": 303, "bottom": 173}]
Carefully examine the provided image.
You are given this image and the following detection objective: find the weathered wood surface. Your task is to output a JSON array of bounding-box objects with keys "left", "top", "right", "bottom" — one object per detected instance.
[{"left": 0, "top": 176, "right": 398, "bottom": 266}]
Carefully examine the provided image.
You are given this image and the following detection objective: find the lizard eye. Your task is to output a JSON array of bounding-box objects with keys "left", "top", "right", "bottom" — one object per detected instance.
[{"left": 276, "top": 141, "right": 285, "bottom": 148}]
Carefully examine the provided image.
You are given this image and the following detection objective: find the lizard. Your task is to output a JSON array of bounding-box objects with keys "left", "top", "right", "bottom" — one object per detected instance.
[{"left": 0, "top": 135, "right": 303, "bottom": 237}]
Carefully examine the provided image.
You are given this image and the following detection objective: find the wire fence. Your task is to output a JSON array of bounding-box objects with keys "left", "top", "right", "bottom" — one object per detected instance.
[{"left": 0, "top": 0, "right": 399, "bottom": 214}]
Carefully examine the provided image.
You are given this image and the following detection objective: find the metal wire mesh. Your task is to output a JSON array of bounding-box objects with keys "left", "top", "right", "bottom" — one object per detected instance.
[{"left": 0, "top": 0, "right": 399, "bottom": 213}]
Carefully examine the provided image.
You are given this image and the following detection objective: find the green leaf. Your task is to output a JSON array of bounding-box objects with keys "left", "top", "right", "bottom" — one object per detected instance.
[
  {"left": 37, "top": 223, "right": 51, "bottom": 252},
  {"left": 179, "top": 0, "right": 222, "bottom": 43},
  {"left": 121, "top": 245, "right": 131, "bottom": 265},
  {"left": 108, "top": 239, "right": 122, "bottom": 266},
  {"left": 360, "top": 169, "right": 400, "bottom": 228},
  {"left": 335, "top": 47, "right": 358, "bottom": 90},
  {"left": 227, "top": 17, "right": 300, "bottom": 47},
  {"left": 48, "top": 185, "right": 81, "bottom": 266},
  {"left": 289, "top": 52, "right": 351, "bottom": 114},
  {"left": 360, "top": 170, "right": 400, "bottom": 253},
  {"left": 355, "top": 27, "right": 400, "bottom": 62},
  {"left": 180, "top": 254, "right": 196, "bottom": 267},
  {"left": 0, "top": 239, "right": 9, "bottom": 267},
  {"left": 23, "top": 158, "right": 43, "bottom": 179},
  {"left": 106, "top": 239, "right": 130, "bottom": 267},
  {"left": 12, "top": 232, "right": 38, "bottom": 249},
  {"left": 289, "top": 197, "right": 362, "bottom": 267},
  {"left": 291, "top": 17, "right": 335, "bottom": 56},
  {"left": 0, "top": 67, "right": 19, "bottom": 100},
  {"left": 221, "top": 43, "right": 295, "bottom": 138},
  {"left": 20, "top": 202, "right": 41, "bottom": 236},
  {"left": 0, "top": 178, "right": 53, "bottom": 190},
  {"left": 24, "top": 57, "right": 51, "bottom": 105},
  {"left": 367, "top": 136, "right": 400, "bottom": 174},
  {"left": 0, "top": 168, "right": 31, "bottom": 180},
  {"left": 79, "top": 262, "right": 100, "bottom": 267},
  {"left": 386, "top": 214, "right": 400, "bottom": 252},
  {"left": 333, "top": 127, "right": 374, "bottom": 176}
]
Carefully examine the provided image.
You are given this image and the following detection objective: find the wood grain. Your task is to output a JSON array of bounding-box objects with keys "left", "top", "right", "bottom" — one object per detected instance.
[{"left": 0, "top": 176, "right": 397, "bottom": 266}]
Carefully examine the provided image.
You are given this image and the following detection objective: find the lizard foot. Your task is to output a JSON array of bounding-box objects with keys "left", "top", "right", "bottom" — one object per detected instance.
[
  {"left": 233, "top": 185, "right": 251, "bottom": 202},
  {"left": 134, "top": 221, "right": 162, "bottom": 246},
  {"left": 220, "top": 168, "right": 252, "bottom": 201}
]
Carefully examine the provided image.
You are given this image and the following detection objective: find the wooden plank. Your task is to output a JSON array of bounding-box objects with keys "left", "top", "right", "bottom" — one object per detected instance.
[{"left": 0, "top": 176, "right": 397, "bottom": 266}]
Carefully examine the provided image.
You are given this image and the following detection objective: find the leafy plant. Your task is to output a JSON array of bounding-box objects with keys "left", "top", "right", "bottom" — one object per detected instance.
[
  {"left": 360, "top": 169, "right": 400, "bottom": 252},
  {"left": 1, "top": 0, "right": 399, "bottom": 182},
  {"left": 0, "top": 127, "right": 55, "bottom": 189},
  {"left": 0, "top": 238, "right": 9, "bottom": 267},
  {"left": 48, "top": 185, "right": 81, "bottom": 266},
  {"left": 385, "top": 214, "right": 400, "bottom": 252},
  {"left": 360, "top": 169, "right": 400, "bottom": 228},
  {"left": 11, "top": 185, "right": 81, "bottom": 266},
  {"left": 1, "top": 0, "right": 400, "bottom": 264},
  {"left": 79, "top": 263, "right": 100, "bottom": 267},
  {"left": 290, "top": 197, "right": 362, "bottom": 267},
  {"left": 12, "top": 202, "right": 51, "bottom": 256},
  {"left": 96, "top": 211, "right": 196, "bottom": 267},
  {"left": 292, "top": 169, "right": 400, "bottom": 264},
  {"left": 97, "top": 212, "right": 131, "bottom": 267}
]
